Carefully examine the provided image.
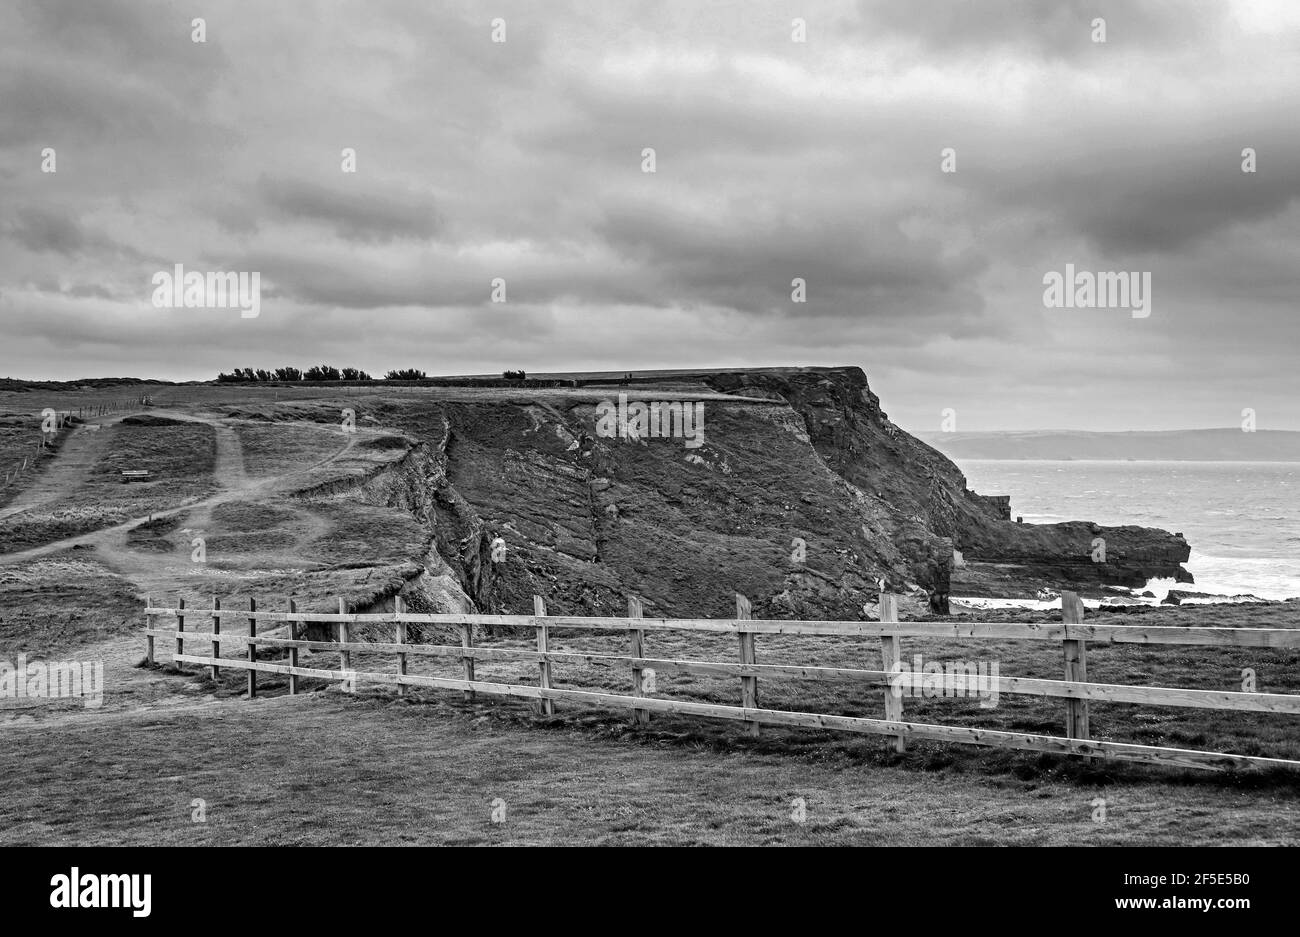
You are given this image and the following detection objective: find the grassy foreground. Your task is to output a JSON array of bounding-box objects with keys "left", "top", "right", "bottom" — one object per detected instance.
[{"left": 1, "top": 686, "right": 1297, "bottom": 846}]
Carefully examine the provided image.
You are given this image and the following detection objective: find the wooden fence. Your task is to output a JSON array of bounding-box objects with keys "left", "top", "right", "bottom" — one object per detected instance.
[{"left": 142, "top": 591, "right": 1300, "bottom": 773}]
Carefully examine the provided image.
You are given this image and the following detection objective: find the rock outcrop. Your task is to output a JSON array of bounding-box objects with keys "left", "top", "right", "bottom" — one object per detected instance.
[
  {"left": 702, "top": 367, "right": 1191, "bottom": 599},
  {"left": 279, "top": 365, "right": 1192, "bottom": 619}
]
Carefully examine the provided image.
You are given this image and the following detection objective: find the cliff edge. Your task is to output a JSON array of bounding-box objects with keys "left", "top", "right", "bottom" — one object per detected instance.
[{"left": 284, "top": 365, "right": 1190, "bottom": 619}]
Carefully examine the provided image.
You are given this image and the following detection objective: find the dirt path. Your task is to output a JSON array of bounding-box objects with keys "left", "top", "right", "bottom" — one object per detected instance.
[
  {"left": 0, "top": 415, "right": 126, "bottom": 521},
  {"left": 0, "top": 567, "right": 309, "bottom": 729},
  {"left": 0, "top": 409, "right": 383, "bottom": 729},
  {"left": 0, "top": 416, "right": 358, "bottom": 568},
  {"left": 182, "top": 420, "right": 249, "bottom": 535},
  {"left": 0, "top": 494, "right": 208, "bottom": 568},
  {"left": 0, "top": 621, "right": 314, "bottom": 731},
  {"left": 211, "top": 419, "right": 249, "bottom": 490}
]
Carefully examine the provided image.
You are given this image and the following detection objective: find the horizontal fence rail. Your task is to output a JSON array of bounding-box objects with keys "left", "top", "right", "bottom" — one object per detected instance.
[
  {"left": 142, "top": 608, "right": 1300, "bottom": 648},
  {"left": 142, "top": 591, "right": 1300, "bottom": 773}
]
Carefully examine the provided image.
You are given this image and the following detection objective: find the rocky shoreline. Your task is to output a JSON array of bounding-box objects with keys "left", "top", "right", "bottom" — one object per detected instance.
[{"left": 703, "top": 366, "right": 1193, "bottom": 611}]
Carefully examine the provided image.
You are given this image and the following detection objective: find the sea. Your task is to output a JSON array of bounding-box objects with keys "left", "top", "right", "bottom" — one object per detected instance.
[{"left": 955, "top": 460, "right": 1300, "bottom": 603}]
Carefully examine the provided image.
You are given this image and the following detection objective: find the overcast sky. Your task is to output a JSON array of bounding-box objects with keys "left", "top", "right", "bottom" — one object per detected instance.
[{"left": 3, "top": 0, "right": 1298, "bottom": 431}]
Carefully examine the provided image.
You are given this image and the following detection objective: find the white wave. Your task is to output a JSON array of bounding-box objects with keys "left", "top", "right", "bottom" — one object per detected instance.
[
  {"left": 951, "top": 595, "right": 1123, "bottom": 612},
  {"left": 1143, "top": 554, "right": 1300, "bottom": 602}
]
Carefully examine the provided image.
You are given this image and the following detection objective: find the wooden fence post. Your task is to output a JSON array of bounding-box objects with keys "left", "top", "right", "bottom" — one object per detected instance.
[
  {"left": 1061, "top": 591, "right": 1090, "bottom": 742},
  {"left": 247, "top": 597, "right": 257, "bottom": 698},
  {"left": 879, "top": 592, "right": 906, "bottom": 753},
  {"left": 460, "top": 620, "right": 475, "bottom": 701},
  {"left": 534, "top": 595, "right": 553, "bottom": 715},
  {"left": 394, "top": 595, "right": 407, "bottom": 697},
  {"left": 287, "top": 596, "right": 299, "bottom": 695},
  {"left": 338, "top": 596, "right": 351, "bottom": 674},
  {"left": 736, "top": 593, "right": 759, "bottom": 737},
  {"left": 210, "top": 595, "right": 221, "bottom": 680},
  {"left": 629, "top": 594, "right": 649, "bottom": 725},
  {"left": 176, "top": 597, "right": 186, "bottom": 671},
  {"left": 145, "top": 593, "right": 154, "bottom": 666}
]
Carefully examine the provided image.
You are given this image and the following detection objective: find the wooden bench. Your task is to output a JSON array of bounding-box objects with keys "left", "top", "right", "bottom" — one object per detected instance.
[{"left": 120, "top": 470, "right": 152, "bottom": 484}]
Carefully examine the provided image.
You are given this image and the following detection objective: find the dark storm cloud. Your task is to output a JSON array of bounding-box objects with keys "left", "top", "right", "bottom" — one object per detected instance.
[
  {"left": 854, "top": 0, "right": 1223, "bottom": 59},
  {"left": 258, "top": 176, "right": 443, "bottom": 243},
  {"left": 5, "top": 208, "right": 86, "bottom": 255},
  {"left": 2, "top": 207, "right": 150, "bottom": 270},
  {"left": 593, "top": 197, "right": 990, "bottom": 325},
  {"left": 1, "top": 0, "right": 1297, "bottom": 430},
  {"left": 958, "top": 126, "right": 1300, "bottom": 256},
  {"left": 15, "top": 0, "right": 228, "bottom": 77},
  {"left": 4, "top": 0, "right": 228, "bottom": 144}
]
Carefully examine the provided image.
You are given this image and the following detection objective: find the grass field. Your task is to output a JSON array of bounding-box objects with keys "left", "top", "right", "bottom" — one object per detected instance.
[
  {"left": 1, "top": 686, "right": 1295, "bottom": 847},
  {"left": 1, "top": 384, "right": 1296, "bottom": 846},
  {"left": 0, "top": 556, "right": 142, "bottom": 658},
  {"left": 2, "top": 597, "right": 1289, "bottom": 846}
]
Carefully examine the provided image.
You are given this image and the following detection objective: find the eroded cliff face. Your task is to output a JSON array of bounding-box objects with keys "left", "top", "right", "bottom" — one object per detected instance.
[
  {"left": 388, "top": 393, "right": 945, "bottom": 620},
  {"left": 282, "top": 365, "right": 1190, "bottom": 619},
  {"left": 702, "top": 367, "right": 1192, "bottom": 598}
]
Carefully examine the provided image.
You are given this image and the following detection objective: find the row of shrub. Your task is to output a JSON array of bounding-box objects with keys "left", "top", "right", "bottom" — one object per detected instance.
[
  {"left": 215, "top": 367, "right": 531, "bottom": 383},
  {"left": 216, "top": 366, "right": 389, "bottom": 382}
]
